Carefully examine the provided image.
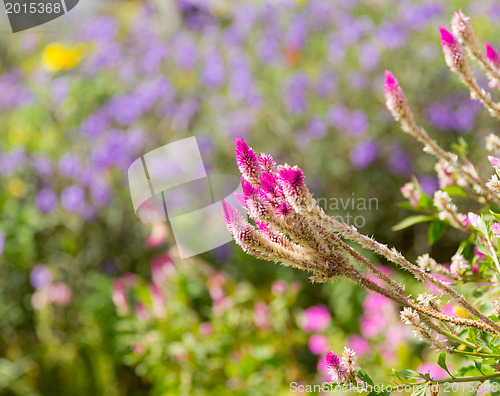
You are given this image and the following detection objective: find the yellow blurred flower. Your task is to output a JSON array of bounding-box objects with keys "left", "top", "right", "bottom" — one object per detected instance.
[
  {"left": 453, "top": 306, "right": 469, "bottom": 318},
  {"left": 42, "top": 43, "right": 86, "bottom": 72},
  {"left": 8, "top": 179, "right": 27, "bottom": 198}
]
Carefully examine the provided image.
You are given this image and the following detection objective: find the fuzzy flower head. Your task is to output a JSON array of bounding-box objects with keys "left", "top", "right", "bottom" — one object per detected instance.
[
  {"left": 485, "top": 42, "right": 500, "bottom": 69},
  {"left": 466, "top": 212, "right": 481, "bottom": 228},
  {"left": 486, "top": 134, "right": 500, "bottom": 152},
  {"left": 384, "top": 70, "right": 407, "bottom": 120},
  {"left": 450, "top": 253, "right": 470, "bottom": 276},
  {"left": 236, "top": 138, "right": 263, "bottom": 186},
  {"left": 325, "top": 351, "right": 348, "bottom": 383},
  {"left": 278, "top": 164, "right": 309, "bottom": 209},
  {"left": 491, "top": 222, "right": 500, "bottom": 237},
  {"left": 488, "top": 156, "right": 500, "bottom": 170},
  {"left": 341, "top": 347, "right": 359, "bottom": 377},
  {"left": 222, "top": 199, "right": 261, "bottom": 253},
  {"left": 439, "top": 26, "right": 465, "bottom": 72},
  {"left": 451, "top": 10, "right": 474, "bottom": 45}
]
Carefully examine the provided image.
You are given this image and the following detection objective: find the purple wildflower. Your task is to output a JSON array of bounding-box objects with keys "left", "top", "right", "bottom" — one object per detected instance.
[
  {"left": 30, "top": 264, "right": 52, "bottom": 289},
  {"left": 61, "top": 185, "right": 86, "bottom": 214},
  {"left": 350, "top": 140, "right": 379, "bottom": 170},
  {"left": 0, "top": 231, "right": 4, "bottom": 256},
  {"left": 35, "top": 188, "right": 58, "bottom": 213}
]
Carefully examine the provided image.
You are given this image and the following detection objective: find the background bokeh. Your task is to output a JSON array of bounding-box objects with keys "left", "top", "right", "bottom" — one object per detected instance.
[{"left": 1, "top": 0, "right": 500, "bottom": 394}]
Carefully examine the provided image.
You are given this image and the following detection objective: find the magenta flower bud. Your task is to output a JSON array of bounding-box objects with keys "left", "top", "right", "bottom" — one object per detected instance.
[
  {"left": 278, "top": 165, "right": 308, "bottom": 207},
  {"left": 439, "top": 26, "right": 465, "bottom": 72},
  {"left": 236, "top": 138, "right": 263, "bottom": 186},
  {"left": 258, "top": 153, "right": 276, "bottom": 172},
  {"left": 485, "top": 41, "right": 500, "bottom": 68},
  {"left": 325, "top": 351, "right": 348, "bottom": 383},
  {"left": 384, "top": 70, "right": 407, "bottom": 120},
  {"left": 277, "top": 201, "right": 293, "bottom": 218},
  {"left": 261, "top": 171, "right": 280, "bottom": 197},
  {"left": 241, "top": 178, "right": 273, "bottom": 220},
  {"left": 488, "top": 156, "right": 500, "bottom": 169},
  {"left": 451, "top": 10, "right": 473, "bottom": 44}
]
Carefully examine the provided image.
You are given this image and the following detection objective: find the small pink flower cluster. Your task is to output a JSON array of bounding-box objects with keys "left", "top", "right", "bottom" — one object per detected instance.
[{"left": 325, "top": 348, "right": 359, "bottom": 383}]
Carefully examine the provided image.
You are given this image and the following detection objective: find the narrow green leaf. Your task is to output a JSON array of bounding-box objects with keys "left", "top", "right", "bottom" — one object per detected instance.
[
  {"left": 437, "top": 352, "right": 453, "bottom": 377},
  {"left": 428, "top": 221, "right": 446, "bottom": 245},
  {"left": 444, "top": 185, "right": 467, "bottom": 197},
  {"left": 392, "top": 215, "right": 435, "bottom": 231},
  {"left": 357, "top": 369, "right": 374, "bottom": 386}
]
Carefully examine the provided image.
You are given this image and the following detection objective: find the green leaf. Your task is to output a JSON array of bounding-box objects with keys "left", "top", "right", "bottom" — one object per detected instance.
[
  {"left": 437, "top": 352, "right": 453, "bottom": 377},
  {"left": 396, "top": 370, "right": 422, "bottom": 380},
  {"left": 444, "top": 185, "right": 467, "bottom": 197},
  {"left": 467, "top": 328, "right": 478, "bottom": 347},
  {"left": 357, "top": 369, "right": 374, "bottom": 386},
  {"left": 428, "top": 221, "right": 447, "bottom": 245},
  {"left": 392, "top": 215, "right": 435, "bottom": 231}
]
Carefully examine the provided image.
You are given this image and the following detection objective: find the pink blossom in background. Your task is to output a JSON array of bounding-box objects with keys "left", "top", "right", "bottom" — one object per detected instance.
[
  {"left": 49, "top": 283, "right": 72, "bottom": 306},
  {"left": 121, "top": 272, "right": 138, "bottom": 287},
  {"left": 112, "top": 279, "right": 129, "bottom": 315},
  {"left": 132, "top": 343, "right": 146, "bottom": 356},
  {"left": 417, "top": 363, "right": 448, "bottom": 380},
  {"left": 31, "top": 288, "right": 50, "bottom": 310},
  {"left": 347, "top": 335, "right": 371, "bottom": 357},
  {"left": 254, "top": 302, "right": 272, "bottom": 330},
  {"left": 150, "top": 283, "right": 167, "bottom": 318},
  {"left": 146, "top": 222, "right": 168, "bottom": 248},
  {"left": 308, "top": 334, "right": 329, "bottom": 354},
  {"left": 425, "top": 274, "right": 452, "bottom": 295},
  {"left": 385, "top": 324, "right": 409, "bottom": 345},
  {"left": 363, "top": 292, "right": 392, "bottom": 312},
  {"left": 442, "top": 304, "right": 459, "bottom": 317},
  {"left": 360, "top": 314, "right": 388, "bottom": 338},
  {"left": 213, "top": 296, "right": 233, "bottom": 317},
  {"left": 199, "top": 322, "right": 213, "bottom": 335},
  {"left": 151, "top": 254, "right": 175, "bottom": 285},
  {"left": 272, "top": 280, "right": 287, "bottom": 296},
  {"left": 135, "top": 301, "right": 149, "bottom": 322},
  {"left": 474, "top": 244, "right": 487, "bottom": 261},
  {"left": 301, "top": 305, "right": 331, "bottom": 333}
]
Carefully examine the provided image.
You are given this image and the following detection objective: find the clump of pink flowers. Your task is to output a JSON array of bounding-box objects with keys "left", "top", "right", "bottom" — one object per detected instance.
[{"left": 224, "top": 8, "right": 500, "bottom": 390}]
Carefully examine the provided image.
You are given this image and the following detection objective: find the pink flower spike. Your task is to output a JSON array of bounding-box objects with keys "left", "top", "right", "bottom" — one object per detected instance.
[
  {"left": 236, "top": 138, "right": 263, "bottom": 185},
  {"left": 325, "top": 351, "right": 348, "bottom": 383},
  {"left": 384, "top": 70, "right": 407, "bottom": 119},
  {"left": 489, "top": 156, "right": 500, "bottom": 169},
  {"left": 485, "top": 42, "right": 500, "bottom": 68},
  {"left": 439, "top": 26, "right": 465, "bottom": 72},
  {"left": 222, "top": 199, "right": 244, "bottom": 232},
  {"left": 451, "top": 10, "right": 472, "bottom": 44},
  {"left": 492, "top": 222, "right": 500, "bottom": 237},
  {"left": 258, "top": 153, "right": 276, "bottom": 172},
  {"left": 467, "top": 212, "right": 481, "bottom": 228}
]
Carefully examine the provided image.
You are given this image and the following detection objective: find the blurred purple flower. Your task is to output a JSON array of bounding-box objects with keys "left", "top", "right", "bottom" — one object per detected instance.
[
  {"left": 61, "top": 185, "right": 86, "bottom": 214},
  {"left": 301, "top": 304, "right": 331, "bottom": 333},
  {"left": 58, "top": 153, "right": 81, "bottom": 179},
  {"left": 328, "top": 104, "right": 350, "bottom": 130},
  {"left": 203, "top": 51, "right": 226, "bottom": 89},
  {"left": 0, "top": 148, "right": 27, "bottom": 176},
  {"left": 285, "top": 16, "right": 308, "bottom": 49},
  {"left": 358, "top": 42, "right": 380, "bottom": 71},
  {"left": 36, "top": 188, "right": 58, "bottom": 213},
  {"left": 307, "top": 117, "right": 328, "bottom": 139},
  {"left": 426, "top": 103, "right": 454, "bottom": 131},
  {"left": 141, "top": 42, "right": 168, "bottom": 74},
  {"left": 81, "top": 111, "right": 109, "bottom": 138},
  {"left": 174, "top": 34, "right": 198, "bottom": 69},
  {"left": 315, "top": 70, "right": 337, "bottom": 98},
  {"left": 285, "top": 72, "right": 309, "bottom": 114},
  {"left": 348, "top": 72, "right": 369, "bottom": 90},
  {"left": 30, "top": 265, "right": 52, "bottom": 289},
  {"left": 350, "top": 140, "right": 379, "bottom": 169},
  {"left": 328, "top": 35, "right": 346, "bottom": 62},
  {"left": 388, "top": 146, "right": 412, "bottom": 176},
  {"left": 77, "top": 16, "right": 118, "bottom": 42},
  {"left": 418, "top": 176, "right": 438, "bottom": 196},
  {"left": 347, "top": 110, "right": 368, "bottom": 136},
  {"left": 378, "top": 22, "right": 408, "bottom": 49},
  {"left": 50, "top": 78, "right": 69, "bottom": 104},
  {"left": 90, "top": 176, "right": 112, "bottom": 207},
  {"left": 31, "top": 154, "right": 54, "bottom": 178},
  {"left": 0, "top": 72, "right": 33, "bottom": 110}
]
